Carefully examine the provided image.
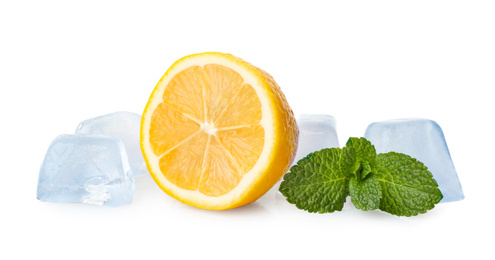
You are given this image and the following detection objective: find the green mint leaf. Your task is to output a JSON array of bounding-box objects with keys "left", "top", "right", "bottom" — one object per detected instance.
[
  {"left": 349, "top": 175, "right": 382, "bottom": 211},
  {"left": 360, "top": 161, "right": 372, "bottom": 180},
  {"left": 375, "top": 152, "right": 443, "bottom": 217},
  {"left": 279, "top": 148, "right": 348, "bottom": 213},
  {"left": 343, "top": 137, "right": 382, "bottom": 211},
  {"left": 340, "top": 137, "right": 377, "bottom": 180}
]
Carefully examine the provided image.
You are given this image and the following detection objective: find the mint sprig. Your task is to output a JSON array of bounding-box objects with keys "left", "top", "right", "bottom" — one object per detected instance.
[{"left": 279, "top": 137, "right": 443, "bottom": 217}]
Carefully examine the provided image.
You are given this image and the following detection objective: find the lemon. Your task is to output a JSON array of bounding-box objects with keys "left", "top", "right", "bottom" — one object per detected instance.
[{"left": 141, "top": 52, "right": 298, "bottom": 210}]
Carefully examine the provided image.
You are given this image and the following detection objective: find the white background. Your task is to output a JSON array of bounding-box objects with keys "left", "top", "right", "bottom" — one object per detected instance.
[{"left": 1, "top": 1, "right": 494, "bottom": 259}]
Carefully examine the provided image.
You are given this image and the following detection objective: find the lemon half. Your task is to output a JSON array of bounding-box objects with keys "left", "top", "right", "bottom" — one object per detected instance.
[{"left": 141, "top": 52, "right": 298, "bottom": 210}]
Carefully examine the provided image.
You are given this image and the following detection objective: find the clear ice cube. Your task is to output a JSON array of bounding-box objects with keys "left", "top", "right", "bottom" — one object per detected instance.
[
  {"left": 37, "top": 134, "right": 136, "bottom": 206},
  {"left": 76, "top": 111, "right": 147, "bottom": 177},
  {"left": 293, "top": 114, "right": 339, "bottom": 164},
  {"left": 364, "top": 118, "right": 464, "bottom": 203}
]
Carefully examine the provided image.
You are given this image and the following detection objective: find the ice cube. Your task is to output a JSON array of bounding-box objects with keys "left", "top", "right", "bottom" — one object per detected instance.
[
  {"left": 76, "top": 111, "right": 147, "bottom": 177},
  {"left": 293, "top": 114, "right": 339, "bottom": 164},
  {"left": 364, "top": 118, "right": 464, "bottom": 203},
  {"left": 37, "top": 134, "right": 136, "bottom": 206}
]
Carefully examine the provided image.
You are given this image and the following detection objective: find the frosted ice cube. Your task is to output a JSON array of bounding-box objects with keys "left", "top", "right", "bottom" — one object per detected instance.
[
  {"left": 364, "top": 118, "right": 464, "bottom": 203},
  {"left": 76, "top": 111, "right": 147, "bottom": 177},
  {"left": 293, "top": 114, "right": 339, "bottom": 164},
  {"left": 37, "top": 134, "right": 136, "bottom": 206}
]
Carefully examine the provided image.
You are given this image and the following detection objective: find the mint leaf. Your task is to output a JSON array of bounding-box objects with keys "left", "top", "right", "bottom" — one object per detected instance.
[
  {"left": 375, "top": 152, "right": 443, "bottom": 216},
  {"left": 349, "top": 175, "right": 382, "bottom": 211},
  {"left": 340, "top": 137, "right": 377, "bottom": 180},
  {"left": 341, "top": 137, "right": 382, "bottom": 210},
  {"left": 279, "top": 148, "right": 348, "bottom": 213}
]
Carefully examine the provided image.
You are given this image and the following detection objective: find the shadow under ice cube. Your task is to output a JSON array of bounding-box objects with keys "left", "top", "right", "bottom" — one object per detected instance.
[
  {"left": 37, "top": 134, "right": 136, "bottom": 206},
  {"left": 364, "top": 118, "right": 464, "bottom": 203}
]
